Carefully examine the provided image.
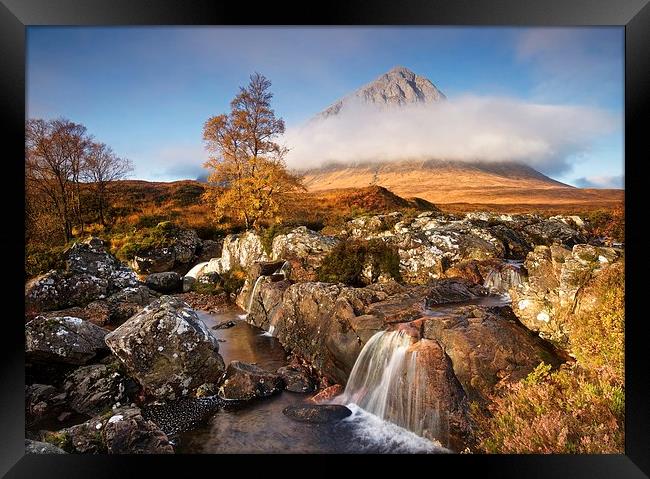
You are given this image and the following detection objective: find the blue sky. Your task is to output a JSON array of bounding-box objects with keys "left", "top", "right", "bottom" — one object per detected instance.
[{"left": 27, "top": 27, "right": 624, "bottom": 187}]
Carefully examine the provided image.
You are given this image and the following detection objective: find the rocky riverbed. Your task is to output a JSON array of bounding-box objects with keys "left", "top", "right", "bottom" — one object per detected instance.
[{"left": 24, "top": 210, "right": 623, "bottom": 454}]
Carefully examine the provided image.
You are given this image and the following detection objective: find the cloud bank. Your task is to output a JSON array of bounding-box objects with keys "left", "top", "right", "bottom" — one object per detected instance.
[{"left": 282, "top": 96, "right": 617, "bottom": 175}]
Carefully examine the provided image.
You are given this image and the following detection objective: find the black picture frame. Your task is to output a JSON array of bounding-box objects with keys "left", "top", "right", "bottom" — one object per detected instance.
[{"left": 2, "top": 0, "right": 648, "bottom": 477}]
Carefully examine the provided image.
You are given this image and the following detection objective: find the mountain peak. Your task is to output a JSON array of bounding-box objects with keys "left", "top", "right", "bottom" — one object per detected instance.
[{"left": 316, "top": 66, "right": 446, "bottom": 119}]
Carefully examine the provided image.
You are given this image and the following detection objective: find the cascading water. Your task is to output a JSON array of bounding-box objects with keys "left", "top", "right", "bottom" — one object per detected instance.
[
  {"left": 336, "top": 330, "right": 444, "bottom": 445},
  {"left": 275, "top": 261, "right": 290, "bottom": 280},
  {"left": 483, "top": 265, "right": 523, "bottom": 294},
  {"left": 246, "top": 276, "right": 265, "bottom": 313}
]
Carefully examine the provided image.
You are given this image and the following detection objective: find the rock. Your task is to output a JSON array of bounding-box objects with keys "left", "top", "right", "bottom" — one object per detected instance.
[
  {"left": 195, "top": 239, "right": 223, "bottom": 263},
  {"left": 344, "top": 212, "right": 405, "bottom": 238},
  {"left": 142, "top": 396, "right": 224, "bottom": 435},
  {"left": 404, "top": 338, "right": 469, "bottom": 449},
  {"left": 247, "top": 279, "right": 485, "bottom": 385},
  {"left": 310, "top": 384, "right": 344, "bottom": 403},
  {"left": 218, "top": 361, "right": 284, "bottom": 400},
  {"left": 131, "top": 249, "right": 175, "bottom": 275},
  {"left": 318, "top": 66, "right": 445, "bottom": 119},
  {"left": 64, "top": 238, "right": 139, "bottom": 290},
  {"left": 26, "top": 384, "right": 68, "bottom": 428},
  {"left": 247, "top": 260, "right": 287, "bottom": 279},
  {"left": 219, "top": 231, "right": 269, "bottom": 272},
  {"left": 25, "top": 271, "right": 108, "bottom": 314},
  {"left": 270, "top": 226, "right": 340, "bottom": 281},
  {"left": 41, "top": 286, "right": 161, "bottom": 327},
  {"left": 145, "top": 272, "right": 182, "bottom": 293},
  {"left": 182, "top": 261, "right": 209, "bottom": 292},
  {"left": 276, "top": 365, "right": 317, "bottom": 393},
  {"left": 509, "top": 244, "right": 620, "bottom": 344},
  {"left": 130, "top": 228, "right": 202, "bottom": 275},
  {"left": 283, "top": 404, "right": 352, "bottom": 423},
  {"left": 25, "top": 439, "right": 66, "bottom": 454},
  {"left": 43, "top": 420, "right": 106, "bottom": 454},
  {"left": 212, "top": 320, "right": 236, "bottom": 330},
  {"left": 443, "top": 260, "right": 484, "bottom": 284},
  {"left": 521, "top": 218, "right": 586, "bottom": 248},
  {"left": 198, "top": 271, "right": 221, "bottom": 285},
  {"left": 105, "top": 296, "right": 225, "bottom": 400},
  {"left": 42, "top": 407, "right": 174, "bottom": 454},
  {"left": 246, "top": 279, "right": 291, "bottom": 330},
  {"left": 26, "top": 316, "right": 109, "bottom": 365},
  {"left": 173, "top": 229, "right": 202, "bottom": 266},
  {"left": 103, "top": 407, "right": 174, "bottom": 454},
  {"left": 421, "top": 305, "right": 565, "bottom": 403},
  {"left": 26, "top": 238, "right": 140, "bottom": 313},
  {"left": 424, "top": 278, "right": 487, "bottom": 305},
  {"left": 63, "top": 363, "right": 133, "bottom": 416}
]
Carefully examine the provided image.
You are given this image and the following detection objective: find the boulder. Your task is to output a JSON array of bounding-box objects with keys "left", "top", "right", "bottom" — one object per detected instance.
[
  {"left": 283, "top": 404, "right": 352, "bottom": 423},
  {"left": 103, "top": 407, "right": 174, "bottom": 454},
  {"left": 105, "top": 296, "right": 225, "bottom": 400},
  {"left": 42, "top": 407, "right": 174, "bottom": 454},
  {"left": 63, "top": 363, "right": 134, "bottom": 416},
  {"left": 443, "top": 260, "right": 484, "bottom": 285},
  {"left": 25, "top": 271, "right": 109, "bottom": 314},
  {"left": 25, "top": 384, "right": 68, "bottom": 428},
  {"left": 64, "top": 238, "right": 139, "bottom": 290},
  {"left": 25, "top": 439, "right": 66, "bottom": 454},
  {"left": 130, "top": 228, "right": 202, "bottom": 275},
  {"left": 421, "top": 305, "right": 565, "bottom": 403},
  {"left": 195, "top": 239, "right": 223, "bottom": 263},
  {"left": 309, "top": 384, "right": 344, "bottom": 403},
  {"left": 270, "top": 227, "right": 340, "bottom": 281},
  {"left": 145, "top": 272, "right": 182, "bottom": 293},
  {"left": 41, "top": 285, "right": 160, "bottom": 327},
  {"left": 276, "top": 365, "right": 317, "bottom": 393},
  {"left": 26, "top": 316, "right": 109, "bottom": 365},
  {"left": 130, "top": 249, "right": 175, "bottom": 275},
  {"left": 509, "top": 244, "right": 620, "bottom": 344},
  {"left": 219, "top": 231, "right": 269, "bottom": 272},
  {"left": 247, "top": 279, "right": 486, "bottom": 385},
  {"left": 26, "top": 238, "right": 140, "bottom": 313},
  {"left": 218, "top": 361, "right": 284, "bottom": 400}
]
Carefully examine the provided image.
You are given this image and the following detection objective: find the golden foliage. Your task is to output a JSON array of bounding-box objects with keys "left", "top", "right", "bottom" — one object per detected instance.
[{"left": 201, "top": 73, "right": 305, "bottom": 228}]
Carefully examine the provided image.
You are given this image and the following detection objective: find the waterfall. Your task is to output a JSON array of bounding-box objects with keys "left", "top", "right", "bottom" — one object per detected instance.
[
  {"left": 274, "top": 261, "right": 290, "bottom": 279},
  {"left": 483, "top": 265, "right": 523, "bottom": 294},
  {"left": 337, "top": 330, "right": 444, "bottom": 444},
  {"left": 246, "top": 276, "right": 265, "bottom": 313}
]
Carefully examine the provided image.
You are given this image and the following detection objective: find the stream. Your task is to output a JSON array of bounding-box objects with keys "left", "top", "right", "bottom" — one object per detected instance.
[{"left": 174, "top": 309, "right": 447, "bottom": 454}]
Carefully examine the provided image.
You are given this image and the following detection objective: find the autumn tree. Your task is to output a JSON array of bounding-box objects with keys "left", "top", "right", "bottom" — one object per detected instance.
[
  {"left": 26, "top": 118, "right": 92, "bottom": 242},
  {"left": 84, "top": 142, "right": 133, "bottom": 226},
  {"left": 202, "top": 73, "right": 304, "bottom": 229}
]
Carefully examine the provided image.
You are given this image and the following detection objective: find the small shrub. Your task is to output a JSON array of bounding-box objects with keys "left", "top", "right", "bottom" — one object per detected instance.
[
  {"left": 317, "top": 239, "right": 401, "bottom": 286},
  {"left": 25, "top": 245, "right": 67, "bottom": 278},
  {"left": 260, "top": 224, "right": 292, "bottom": 256},
  {"left": 474, "top": 364, "right": 624, "bottom": 454},
  {"left": 114, "top": 222, "right": 180, "bottom": 261},
  {"left": 221, "top": 266, "right": 246, "bottom": 295},
  {"left": 190, "top": 282, "right": 222, "bottom": 295},
  {"left": 569, "top": 262, "right": 625, "bottom": 378},
  {"left": 136, "top": 214, "right": 172, "bottom": 229},
  {"left": 584, "top": 207, "right": 624, "bottom": 243}
]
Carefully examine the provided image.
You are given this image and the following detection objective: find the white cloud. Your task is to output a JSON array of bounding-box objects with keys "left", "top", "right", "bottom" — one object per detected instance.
[
  {"left": 574, "top": 175, "right": 624, "bottom": 189},
  {"left": 282, "top": 96, "right": 617, "bottom": 174}
]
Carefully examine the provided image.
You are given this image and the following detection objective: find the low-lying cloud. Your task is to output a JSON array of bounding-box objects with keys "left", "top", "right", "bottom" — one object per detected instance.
[
  {"left": 282, "top": 96, "right": 618, "bottom": 175},
  {"left": 574, "top": 175, "right": 624, "bottom": 189}
]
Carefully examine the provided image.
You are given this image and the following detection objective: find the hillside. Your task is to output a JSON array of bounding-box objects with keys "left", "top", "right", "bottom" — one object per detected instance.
[{"left": 301, "top": 159, "right": 623, "bottom": 208}]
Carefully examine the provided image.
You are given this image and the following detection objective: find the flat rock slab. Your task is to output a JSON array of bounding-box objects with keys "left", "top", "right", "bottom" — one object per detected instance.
[{"left": 283, "top": 404, "right": 352, "bottom": 423}]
